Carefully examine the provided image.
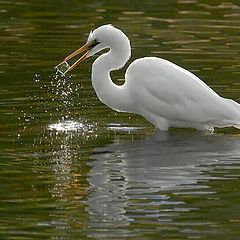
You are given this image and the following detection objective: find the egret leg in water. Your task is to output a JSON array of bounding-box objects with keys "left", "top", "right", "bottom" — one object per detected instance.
[{"left": 56, "top": 25, "right": 240, "bottom": 132}]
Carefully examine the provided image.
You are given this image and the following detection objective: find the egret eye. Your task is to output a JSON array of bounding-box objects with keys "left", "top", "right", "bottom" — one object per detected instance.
[{"left": 89, "top": 39, "right": 100, "bottom": 48}]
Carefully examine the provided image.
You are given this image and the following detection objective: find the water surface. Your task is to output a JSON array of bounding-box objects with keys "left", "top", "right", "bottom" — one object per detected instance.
[{"left": 0, "top": 1, "right": 240, "bottom": 239}]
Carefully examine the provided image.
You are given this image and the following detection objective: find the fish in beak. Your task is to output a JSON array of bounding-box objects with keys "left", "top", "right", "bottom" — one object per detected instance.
[{"left": 55, "top": 42, "right": 92, "bottom": 76}]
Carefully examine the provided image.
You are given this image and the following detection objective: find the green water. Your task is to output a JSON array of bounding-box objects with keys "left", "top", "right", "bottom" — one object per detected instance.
[{"left": 0, "top": 0, "right": 240, "bottom": 239}]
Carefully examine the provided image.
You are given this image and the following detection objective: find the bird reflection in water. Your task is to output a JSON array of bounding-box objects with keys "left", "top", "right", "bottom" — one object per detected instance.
[{"left": 86, "top": 131, "right": 240, "bottom": 237}]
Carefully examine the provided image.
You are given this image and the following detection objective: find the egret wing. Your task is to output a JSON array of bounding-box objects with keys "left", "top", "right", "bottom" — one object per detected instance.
[{"left": 126, "top": 57, "right": 226, "bottom": 123}]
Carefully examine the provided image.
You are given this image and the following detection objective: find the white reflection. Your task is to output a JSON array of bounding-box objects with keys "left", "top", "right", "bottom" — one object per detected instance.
[
  {"left": 107, "top": 123, "right": 144, "bottom": 132},
  {"left": 32, "top": 118, "right": 99, "bottom": 239},
  {"left": 48, "top": 120, "right": 95, "bottom": 133},
  {"left": 45, "top": 119, "right": 97, "bottom": 199},
  {"left": 86, "top": 131, "right": 240, "bottom": 237}
]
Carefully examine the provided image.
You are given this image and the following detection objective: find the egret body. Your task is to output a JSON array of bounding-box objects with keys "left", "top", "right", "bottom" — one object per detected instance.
[{"left": 60, "top": 24, "right": 240, "bottom": 131}]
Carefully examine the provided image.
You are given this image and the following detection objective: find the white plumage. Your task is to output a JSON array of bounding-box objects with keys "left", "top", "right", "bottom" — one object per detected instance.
[{"left": 61, "top": 24, "right": 240, "bottom": 131}]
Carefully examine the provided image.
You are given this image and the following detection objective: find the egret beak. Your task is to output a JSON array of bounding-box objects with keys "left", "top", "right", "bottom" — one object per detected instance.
[{"left": 56, "top": 42, "right": 91, "bottom": 75}]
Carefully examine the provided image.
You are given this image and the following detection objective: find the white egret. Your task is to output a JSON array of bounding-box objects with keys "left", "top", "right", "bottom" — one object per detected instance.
[{"left": 58, "top": 24, "right": 240, "bottom": 131}]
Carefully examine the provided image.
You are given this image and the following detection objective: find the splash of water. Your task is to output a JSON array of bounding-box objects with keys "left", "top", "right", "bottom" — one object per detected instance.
[
  {"left": 47, "top": 72, "right": 97, "bottom": 133},
  {"left": 17, "top": 70, "right": 98, "bottom": 141},
  {"left": 48, "top": 120, "right": 95, "bottom": 133}
]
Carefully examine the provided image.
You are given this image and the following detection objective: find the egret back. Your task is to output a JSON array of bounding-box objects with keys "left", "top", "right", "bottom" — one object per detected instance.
[{"left": 125, "top": 57, "right": 240, "bottom": 128}]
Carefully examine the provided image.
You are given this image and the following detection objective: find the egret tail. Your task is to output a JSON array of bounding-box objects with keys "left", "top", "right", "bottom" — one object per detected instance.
[{"left": 223, "top": 99, "right": 240, "bottom": 129}]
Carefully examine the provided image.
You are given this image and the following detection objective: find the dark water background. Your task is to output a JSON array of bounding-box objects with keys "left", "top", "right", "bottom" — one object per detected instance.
[{"left": 0, "top": 0, "right": 240, "bottom": 239}]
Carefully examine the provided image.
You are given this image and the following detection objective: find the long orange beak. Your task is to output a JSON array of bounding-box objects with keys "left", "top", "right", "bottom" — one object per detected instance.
[{"left": 56, "top": 42, "right": 91, "bottom": 75}]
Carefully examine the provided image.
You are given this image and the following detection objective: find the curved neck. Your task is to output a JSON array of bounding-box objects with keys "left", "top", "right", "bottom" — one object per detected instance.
[{"left": 91, "top": 40, "right": 133, "bottom": 113}]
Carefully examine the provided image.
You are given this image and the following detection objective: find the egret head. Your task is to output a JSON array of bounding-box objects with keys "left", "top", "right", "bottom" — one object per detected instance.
[
  {"left": 58, "top": 24, "right": 130, "bottom": 74},
  {"left": 86, "top": 24, "right": 114, "bottom": 57}
]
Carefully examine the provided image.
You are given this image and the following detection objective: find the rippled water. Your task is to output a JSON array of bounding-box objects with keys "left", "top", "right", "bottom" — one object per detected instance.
[
  {"left": 89, "top": 132, "right": 240, "bottom": 239},
  {"left": 0, "top": 1, "right": 240, "bottom": 239}
]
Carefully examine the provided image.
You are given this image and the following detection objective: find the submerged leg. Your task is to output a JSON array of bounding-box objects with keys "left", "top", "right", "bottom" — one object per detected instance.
[{"left": 196, "top": 125, "right": 214, "bottom": 133}]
